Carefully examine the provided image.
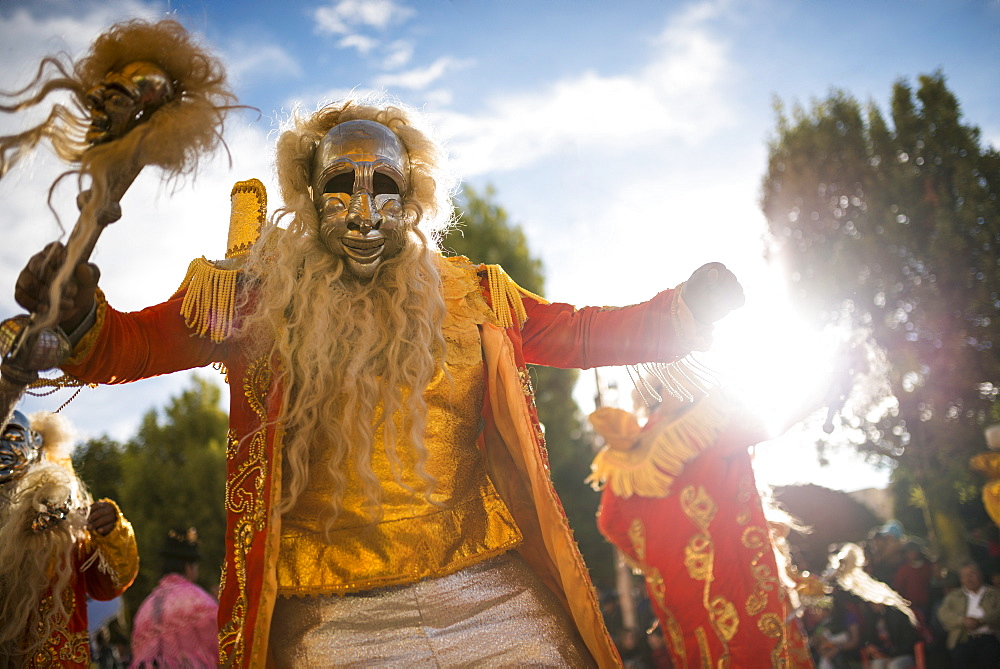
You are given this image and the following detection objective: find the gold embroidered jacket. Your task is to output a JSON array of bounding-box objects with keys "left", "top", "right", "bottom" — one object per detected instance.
[{"left": 62, "top": 254, "right": 697, "bottom": 668}]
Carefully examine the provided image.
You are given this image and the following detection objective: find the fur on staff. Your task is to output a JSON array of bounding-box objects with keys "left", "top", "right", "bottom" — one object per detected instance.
[
  {"left": 0, "top": 17, "right": 235, "bottom": 181},
  {"left": 0, "top": 18, "right": 237, "bottom": 335}
]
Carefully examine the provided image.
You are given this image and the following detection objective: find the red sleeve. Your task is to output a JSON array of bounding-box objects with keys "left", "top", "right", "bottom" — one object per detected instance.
[
  {"left": 73, "top": 547, "right": 132, "bottom": 602},
  {"left": 80, "top": 559, "right": 124, "bottom": 601},
  {"left": 519, "top": 289, "right": 687, "bottom": 369},
  {"left": 63, "top": 294, "right": 224, "bottom": 384}
]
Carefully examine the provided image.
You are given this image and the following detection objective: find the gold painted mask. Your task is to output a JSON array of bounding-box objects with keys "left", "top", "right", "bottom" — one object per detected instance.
[{"left": 312, "top": 120, "right": 410, "bottom": 279}]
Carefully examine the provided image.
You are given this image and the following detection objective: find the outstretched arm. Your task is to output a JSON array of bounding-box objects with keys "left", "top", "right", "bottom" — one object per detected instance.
[
  {"left": 520, "top": 263, "right": 744, "bottom": 369},
  {"left": 16, "top": 242, "right": 223, "bottom": 383},
  {"left": 60, "top": 291, "right": 222, "bottom": 384}
]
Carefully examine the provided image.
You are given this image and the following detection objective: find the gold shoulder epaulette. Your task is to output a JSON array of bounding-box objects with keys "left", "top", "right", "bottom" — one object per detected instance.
[
  {"left": 483, "top": 264, "right": 548, "bottom": 329},
  {"left": 174, "top": 178, "right": 267, "bottom": 342}
]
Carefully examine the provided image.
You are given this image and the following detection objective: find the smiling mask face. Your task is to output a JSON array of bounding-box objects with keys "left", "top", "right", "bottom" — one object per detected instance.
[
  {"left": 0, "top": 410, "right": 41, "bottom": 486},
  {"left": 312, "top": 120, "right": 411, "bottom": 279}
]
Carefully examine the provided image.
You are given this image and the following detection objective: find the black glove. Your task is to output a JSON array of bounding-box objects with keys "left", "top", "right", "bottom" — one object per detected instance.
[{"left": 681, "top": 262, "right": 745, "bottom": 323}]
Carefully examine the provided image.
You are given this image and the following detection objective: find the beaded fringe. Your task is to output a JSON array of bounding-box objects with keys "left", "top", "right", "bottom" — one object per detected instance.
[
  {"left": 627, "top": 356, "right": 720, "bottom": 407},
  {"left": 176, "top": 257, "right": 239, "bottom": 343},
  {"left": 484, "top": 265, "right": 546, "bottom": 328}
]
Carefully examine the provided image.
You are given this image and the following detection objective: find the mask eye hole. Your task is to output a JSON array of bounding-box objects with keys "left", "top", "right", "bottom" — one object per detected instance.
[
  {"left": 373, "top": 172, "right": 400, "bottom": 196},
  {"left": 324, "top": 172, "right": 355, "bottom": 195}
]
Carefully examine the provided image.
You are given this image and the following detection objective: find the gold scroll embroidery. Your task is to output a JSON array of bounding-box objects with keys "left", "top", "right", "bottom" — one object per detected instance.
[
  {"left": 646, "top": 568, "right": 688, "bottom": 668},
  {"left": 694, "top": 627, "right": 713, "bottom": 669},
  {"left": 681, "top": 485, "right": 717, "bottom": 530},
  {"left": 758, "top": 613, "right": 787, "bottom": 668},
  {"left": 628, "top": 518, "right": 647, "bottom": 563},
  {"left": 743, "top": 525, "right": 775, "bottom": 616},
  {"left": 218, "top": 551, "right": 228, "bottom": 595},
  {"left": 218, "top": 356, "right": 271, "bottom": 667},
  {"left": 684, "top": 533, "right": 715, "bottom": 582},
  {"left": 709, "top": 595, "right": 739, "bottom": 643},
  {"left": 681, "top": 485, "right": 717, "bottom": 583},
  {"left": 33, "top": 590, "right": 89, "bottom": 667}
]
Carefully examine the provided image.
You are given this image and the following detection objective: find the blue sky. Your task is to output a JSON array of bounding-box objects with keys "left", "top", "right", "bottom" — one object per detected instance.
[{"left": 1, "top": 0, "right": 998, "bottom": 493}]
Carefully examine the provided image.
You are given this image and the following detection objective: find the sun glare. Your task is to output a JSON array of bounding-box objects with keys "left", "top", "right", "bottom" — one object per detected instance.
[
  {"left": 705, "top": 281, "right": 843, "bottom": 440},
  {"left": 692, "top": 276, "right": 895, "bottom": 491}
]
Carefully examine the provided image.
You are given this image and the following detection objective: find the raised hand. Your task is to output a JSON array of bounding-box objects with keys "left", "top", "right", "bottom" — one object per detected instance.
[
  {"left": 681, "top": 262, "right": 745, "bottom": 324},
  {"left": 14, "top": 242, "right": 100, "bottom": 333},
  {"left": 87, "top": 501, "right": 119, "bottom": 537}
]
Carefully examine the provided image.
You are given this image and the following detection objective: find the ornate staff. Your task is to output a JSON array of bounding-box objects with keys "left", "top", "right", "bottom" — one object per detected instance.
[{"left": 0, "top": 18, "right": 236, "bottom": 428}]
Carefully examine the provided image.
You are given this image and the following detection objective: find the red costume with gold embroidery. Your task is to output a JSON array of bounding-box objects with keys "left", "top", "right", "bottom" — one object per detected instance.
[
  {"left": 63, "top": 254, "right": 698, "bottom": 667},
  {"left": 31, "top": 510, "right": 138, "bottom": 668},
  {"left": 590, "top": 393, "right": 813, "bottom": 668},
  {"left": 0, "top": 406, "right": 138, "bottom": 667}
]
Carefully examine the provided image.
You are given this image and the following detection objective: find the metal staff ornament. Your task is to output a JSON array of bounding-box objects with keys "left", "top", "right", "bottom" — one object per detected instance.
[{"left": 0, "top": 18, "right": 237, "bottom": 426}]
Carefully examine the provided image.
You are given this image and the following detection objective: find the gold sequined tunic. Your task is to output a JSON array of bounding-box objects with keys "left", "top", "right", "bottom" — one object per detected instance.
[{"left": 276, "top": 259, "right": 523, "bottom": 595}]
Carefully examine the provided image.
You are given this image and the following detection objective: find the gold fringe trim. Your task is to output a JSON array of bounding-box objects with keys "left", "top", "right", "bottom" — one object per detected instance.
[
  {"left": 176, "top": 257, "right": 240, "bottom": 343},
  {"left": 171, "top": 178, "right": 266, "bottom": 344},
  {"left": 483, "top": 264, "right": 547, "bottom": 328},
  {"left": 587, "top": 393, "right": 731, "bottom": 499}
]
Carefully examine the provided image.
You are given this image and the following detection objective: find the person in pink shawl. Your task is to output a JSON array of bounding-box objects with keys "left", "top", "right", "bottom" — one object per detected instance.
[{"left": 130, "top": 528, "right": 219, "bottom": 668}]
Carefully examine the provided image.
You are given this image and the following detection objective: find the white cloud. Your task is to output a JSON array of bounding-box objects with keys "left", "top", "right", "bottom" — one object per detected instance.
[
  {"left": 223, "top": 42, "right": 303, "bottom": 86},
  {"left": 433, "top": 0, "right": 735, "bottom": 177},
  {"left": 313, "top": 0, "right": 415, "bottom": 57},
  {"left": 421, "top": 88, "right": 454, "bottom": 108},
  {"left": 314, "top": 0, "right": 412, "bottom": 34},
  {"left": 381, "top": 40, "right": 415, "bottom": 70},
  {"left": 338, "top": 33, "right": 378, "bottom": 54},
  {"left": 375, "top": 56, "right": 471, "bottom": 90}
]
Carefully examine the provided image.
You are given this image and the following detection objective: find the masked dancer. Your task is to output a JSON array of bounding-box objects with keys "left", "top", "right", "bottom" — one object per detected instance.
[{"left": 14, "top": 92, "right": 746, "bottom": 665}]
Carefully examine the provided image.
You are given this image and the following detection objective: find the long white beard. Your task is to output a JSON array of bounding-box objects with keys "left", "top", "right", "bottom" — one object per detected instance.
[
  {"left": 254, "top": 234, "right": 447, "bottom": 523},
  {"left": 0, "top": 461, "right": 91, "bottom": 655}
]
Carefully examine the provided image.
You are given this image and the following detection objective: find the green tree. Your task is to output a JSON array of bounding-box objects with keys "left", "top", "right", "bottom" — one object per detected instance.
[
  {"left": 117, "top": 375, "right": 228, "bottom": 617},
  {"left": 72, "top": 435, "right": 126, "bottom": 504},
  {"left": 761, "top": 72, "right": 1000, "bottom": 565},
  {"left": 443, "top": 184, "right": 613, "bottom": 589}
]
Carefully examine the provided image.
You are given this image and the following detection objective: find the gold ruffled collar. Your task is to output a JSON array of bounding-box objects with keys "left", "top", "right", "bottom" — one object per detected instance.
[{"left": 587, "top": 392, "right": 733, "bottom": 499}]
